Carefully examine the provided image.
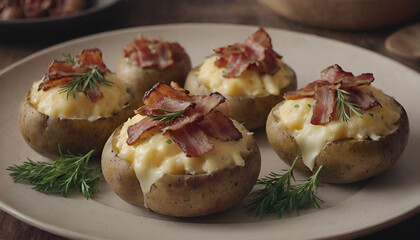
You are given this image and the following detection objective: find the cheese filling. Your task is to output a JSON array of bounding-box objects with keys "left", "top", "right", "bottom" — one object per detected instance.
[
  {"left": 197, "top": 56, "right": 293, "bottom": 96},
  {"left": 29, "top": 73, "right": 131, "bottom": 121},
  {"left": 274, "top": 85, "right": 402, "bottom": 170},
  {"left": 114, "top": 114, "right": 253, "bottom": 195}
]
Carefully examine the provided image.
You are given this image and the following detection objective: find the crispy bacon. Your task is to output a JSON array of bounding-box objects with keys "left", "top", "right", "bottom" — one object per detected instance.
[
  {"left": 170, "top": 124, "right": 214, "bottom": 157},
  {"left": 197, "top": 110, "right": 242, "bottom": 141},
  {"left": 213, "top": 27, "right": 282, "bottom": 78},
  {"left": 76, "top": 48, "right": 107, "bottom": 73},
  {"left": 344, "top": 88, "right": 381, "bottom": 110},
  {"left": 38, "top": 48, "right": 109, "bottom": 102},
  {"left": 38, "top": 60, "right": 74, "bottom": 91},
  {"left": 123, "top": 37, "right": 188, "bottom": 70},
  {"left": 127, "top": 82, "right": 242, "bottom": 157},
  {"left": 84, "top": 84, "right": 103, "bottom": 102},
  {"left": 284, "top": 80, "right": 331, "bottom": 100},
  {"left": 321, "top": 64, "right": 375, "bottom": 88},
  {"left": 166, "top": 92, "right": 227, "bottom": 131},
  {"left": 283, "top": 64, "right": 381, "bottom": 125},
  {"left": 310, "top": 86, "right": 337, "bottom": 125},
  {"left": 127, "top": 117, "right": 162, "bottom": 146}
]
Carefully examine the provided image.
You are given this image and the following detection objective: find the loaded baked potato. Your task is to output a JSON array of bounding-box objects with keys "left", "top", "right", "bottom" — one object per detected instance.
[
  {"left": 18, "top": 48, "right": 136, "bottom": 158},
  {"left": 266, "top": 64, "right": 409, "bottom": 183},
  {"left": 102, "top": 82, "right": 261, "bottom": 217},
  {"left": 184, "top": 28, "right": 297, "bottom": 130},
  {"left": 116, "top": 36, "right": 191, "bottom": 103}
]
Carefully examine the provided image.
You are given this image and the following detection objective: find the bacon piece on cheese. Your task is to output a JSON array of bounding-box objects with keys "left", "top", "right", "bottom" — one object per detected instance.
[
  {"left": 213, "top": 27, "right": 282, "bottom": 78},
  {"left": 123, "top": 37, "right": 188, "bottom": 70},
  {"left": 310, "top": 86, "right": 337, "bottom": 125}
]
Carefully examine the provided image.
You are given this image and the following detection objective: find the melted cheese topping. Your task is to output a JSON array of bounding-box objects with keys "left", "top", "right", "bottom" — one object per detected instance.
[
  {"left": 274, "top": 85, "right": 401, "bottom": 170},
  {"left": 114, "top": 114, "right": 253, "bottom": 194},
  {"left": 29, "top": 73, "right": 131, "bottom": 121},
  {"left": 197, "top": 56, "right": 293, "bottom": 96}
]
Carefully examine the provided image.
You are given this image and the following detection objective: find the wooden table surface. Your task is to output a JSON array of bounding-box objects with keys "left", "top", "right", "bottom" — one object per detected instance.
[{"left": 1, "top": 0, "right": 419, "bottom": 239}]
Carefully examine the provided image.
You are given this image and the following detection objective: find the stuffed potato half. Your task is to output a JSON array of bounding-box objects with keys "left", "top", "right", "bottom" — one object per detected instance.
[
  {"left": 266, "top": 65, "right": 410, "bottom": 183},
  {"left": 185, "top": 62, "right": 297, "bottom": 131},
  {"left": 184, "top": 28, "right": 297, "bottom": 130},
  {"left": 266, "top": 99, "right": 409, "bottom": 183},
  {"left": 102, "top": 123, "right": 261, "bottom": 217},
  {"left": 116, "top": 36, "right": 191, "bottom": 103},
  {"left": 101, "top": 82, "right": 261, "bottom": 217},
  {"left": 19, "top": 90, "right": 135, "bottom": 159},
  {"left": 18, "top": 49, "right": 136, "bottom": 158}
]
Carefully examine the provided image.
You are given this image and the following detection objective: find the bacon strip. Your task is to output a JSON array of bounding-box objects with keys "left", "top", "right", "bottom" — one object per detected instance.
[
  {"left": 127, "top": 82, "right": 242, "bottom": 157},
  {"left": 197, "top": 110, "right": 242, "bottom": 141},
  {"left": 84, "top": 84, "right": 104, "bottom": 102},
  {"left": 284, "top": 80, "right": 331, "bottom": 100},
  {"left": 169, "top": 124, "right": 214, "bottom": 157},
  {"left": 123, "top": 37, "right": 188, "bottom": 70},
  {"left": 321, "top": 64, "right": 375, "bottom": 88},
  {"left": 166, "top": 92, "right": 227, "bottom": 131},
  {"left": 344, "top": 88, "right": 381, "bottom": 111},
  {"left": 76, "top": 48, "right": 108, "bottom": 73},
  {"left": 213, "top": 27, "right": 281, "bottom": 78},
  {"left": 127, "top": 117, "right": 162, "bottom": 146},
  {"left": 141, "top": 82, "right": 191, "bottom": 111},
  {"left": 310, "top": 86, "right": 337, "bottom": 125},
  {"left": 39, "top": 60, "right": 74, "bottom": 91}
]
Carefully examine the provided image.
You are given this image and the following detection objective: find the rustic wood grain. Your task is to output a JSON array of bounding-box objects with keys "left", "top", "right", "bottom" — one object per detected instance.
[{"left": 0, "top": 0, "right": 419, "bottom": 239}]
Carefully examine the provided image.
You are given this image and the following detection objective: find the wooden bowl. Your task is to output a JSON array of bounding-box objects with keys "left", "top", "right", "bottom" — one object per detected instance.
[{"left": 259, "top": 0, "right": 420, "bottom": 30}]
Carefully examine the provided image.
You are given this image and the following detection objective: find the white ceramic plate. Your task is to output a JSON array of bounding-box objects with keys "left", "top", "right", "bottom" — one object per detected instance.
[{"left": 0, "top": 23, "right": 419, "bottom": 240}]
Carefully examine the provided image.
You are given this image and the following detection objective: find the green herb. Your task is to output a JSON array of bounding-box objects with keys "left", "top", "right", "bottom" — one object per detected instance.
[
  {"left": 336, "top": 89, "right": 364, "bottom": 122},
  {"left": 150, "top": 109, "right": 185, "bottom": 125},
  {"left": 246, "top": 156, "right": 323, "bottom": 218},
  {"left": 59, "top": 67, "right": 113, "bottom": 100},
  {"left": 294, "top": 104, "right": 300, "bottom": 108},
  {"left": 63, "top": 53, "right": 76, "bottom": 64},
  {"left": 7, "top": 148, "right": 101, "bottom": 199},
  {"left": 308, "top": 104, "right": 312, "bottom": 108},
  {"left": 165, "top": 139, "right": 172, "bottom": 144}
]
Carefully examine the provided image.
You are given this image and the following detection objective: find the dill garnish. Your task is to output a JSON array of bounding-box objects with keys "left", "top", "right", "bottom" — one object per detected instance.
[
  {"left": 7, "top": 148, "right": 101, "bottom": 199},
  {"left": 246, "top": 157, "right": 323, "bottom": 218}
]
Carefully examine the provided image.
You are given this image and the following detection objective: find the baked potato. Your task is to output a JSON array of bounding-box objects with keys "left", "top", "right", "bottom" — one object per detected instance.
[
  {"left": 18, "top": 48, "right": 136, "bottom": 158},
  {"left": 184, "top": 28, "right": 297, "bottom": 130},
  {"left": 116, "top": 36, "right": 191, "bottom": 103},
  {"left": 185, "top": 63, "right": 296, "bottom": 130},
  {"left": 101, "top": 82, "right": 261, "bottom": 217},
  {"left": 266, "top": 64, "right": 410, "bottom": 183}
]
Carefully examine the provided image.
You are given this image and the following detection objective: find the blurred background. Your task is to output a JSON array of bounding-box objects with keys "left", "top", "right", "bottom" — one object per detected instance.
[{"left": 1, "top": 0, "right": 419, "bottom": 239}]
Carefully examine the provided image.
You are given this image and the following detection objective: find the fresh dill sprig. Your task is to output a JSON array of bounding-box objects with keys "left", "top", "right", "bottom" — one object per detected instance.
[
  {"left": 63, "top": 53, "right": 76, "bottom": 64},
  {"left": 336, "top": 88, "right": 364, "bottom": 122},
  {"left": 150, "top": 108, "right": 185, "bottom": 125},
  {"left": 59, "top": 67, "right": 113, "bottom": 100},
  {"left": 7, "top": 148, "right": 101, "bottom": 199},
  {"left": 246, "top": 156, "right": 323, "bottom": 218}
]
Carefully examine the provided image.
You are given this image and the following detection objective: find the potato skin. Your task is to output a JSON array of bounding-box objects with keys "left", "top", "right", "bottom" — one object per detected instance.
[
  {"left": 101, "top": 126, "right": 261, "bottom": 217},
  {"left": 184, "top": 64, "right": 297, "bottom": 130},
  {"left": 266, "top": 100, "right": 410, "bottom": 183},
  {"left": 116, "top": 56, "right": 192, "bottom": 103},
  {"left": 18, "top": 89, "right": 136, "bottom": 158}
]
